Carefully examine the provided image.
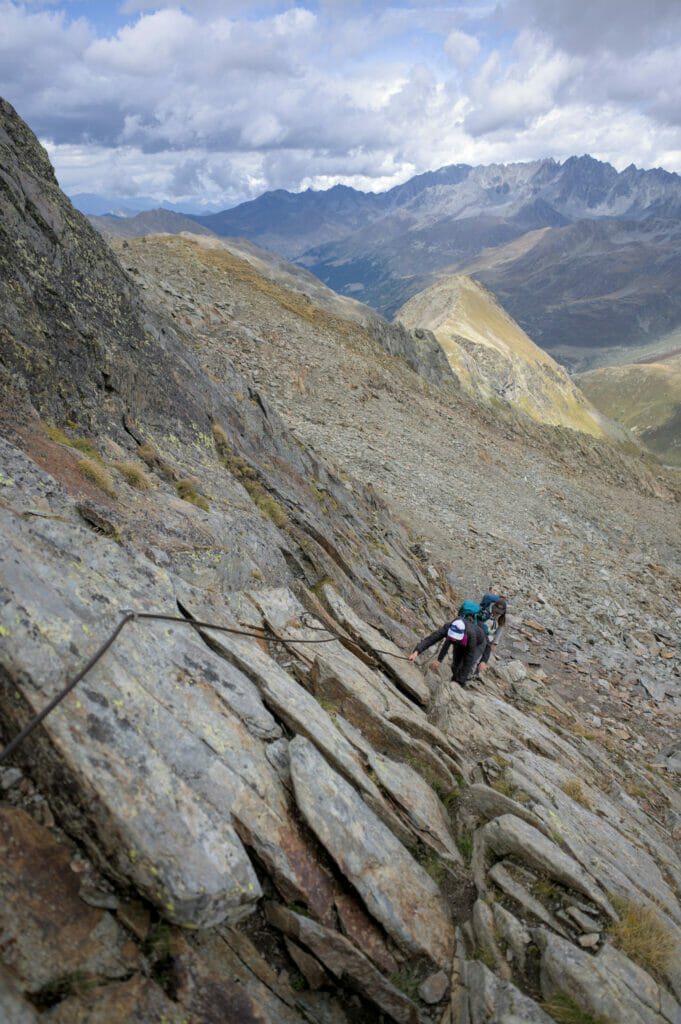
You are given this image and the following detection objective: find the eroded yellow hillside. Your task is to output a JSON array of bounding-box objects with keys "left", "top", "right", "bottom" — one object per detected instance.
[{"left": 395, "top": 274, "right": 619, "bottom": 438}]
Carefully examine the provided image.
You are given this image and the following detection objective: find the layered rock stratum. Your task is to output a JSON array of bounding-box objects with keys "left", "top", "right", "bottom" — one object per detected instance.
[{"left": 2, "top": 97, "right": 681, "bottom": 1024}]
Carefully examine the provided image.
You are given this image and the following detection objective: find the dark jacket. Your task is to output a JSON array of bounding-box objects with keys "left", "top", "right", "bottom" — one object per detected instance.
[{"left": 414, "top": 621, "right": 487, "bottom": 684}]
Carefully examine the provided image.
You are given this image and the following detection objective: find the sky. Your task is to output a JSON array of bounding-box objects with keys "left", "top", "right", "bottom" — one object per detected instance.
[{"left": 3, "top": 0, "right": 681, "bottom": 211}]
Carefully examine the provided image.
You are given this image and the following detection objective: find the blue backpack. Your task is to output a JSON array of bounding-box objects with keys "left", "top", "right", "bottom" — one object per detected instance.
[{"left": 458, "top": 594, "right": 502, "bottom": 632}]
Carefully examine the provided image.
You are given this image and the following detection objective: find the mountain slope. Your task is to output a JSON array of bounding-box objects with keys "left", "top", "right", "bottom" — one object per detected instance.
[
  {"left": 3, "top": 97, "right": 681, "bottom": 1024},
  {"left": 88, "top": 207, "right": 217, "bottom": 241},
  {"left": 394, "top": 274, "right": 626, "bottom": 438},
  {"left": 182, "top": 156, "right": 681, "bottom": 362},
  {"left": 579, "top": 354, "right": 681, "bottom": 465}
]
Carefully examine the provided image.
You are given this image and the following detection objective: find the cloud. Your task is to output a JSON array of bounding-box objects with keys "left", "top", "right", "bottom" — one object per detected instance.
[
  {"left": 505, "top": 0, "right": 681, "bottom": 58},
  {"left": 3, "top": 0, "right": 681, "bottom": 209},
  {"left": 445, "top": 29, "right": 480, "bottom": 68}
]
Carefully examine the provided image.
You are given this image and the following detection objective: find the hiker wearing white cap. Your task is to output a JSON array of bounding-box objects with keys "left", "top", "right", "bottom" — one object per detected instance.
[{"left": 409, "top": 617, "right": 487, "bottom": 687}]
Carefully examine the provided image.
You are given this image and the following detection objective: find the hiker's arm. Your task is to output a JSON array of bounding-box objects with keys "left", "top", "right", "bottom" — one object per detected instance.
[
  {"left": 410, "top": 624, "right": 448, "bottom": 659},
  {"left": 436, "top": 637, "right": 452, "bottom": 663}
]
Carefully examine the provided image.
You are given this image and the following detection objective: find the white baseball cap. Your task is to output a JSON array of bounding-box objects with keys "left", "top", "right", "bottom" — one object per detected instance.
[{"left": 447, "top": 618, "right": 466, "bottom": 641}]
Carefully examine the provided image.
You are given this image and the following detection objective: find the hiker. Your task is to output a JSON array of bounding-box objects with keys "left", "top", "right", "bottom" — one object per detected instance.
[
  {"left": 477, "top": 596, "right": 507, "bottom": 674},
  {"left": 408, "top": 617, "right": 486, "bottom": 688}
]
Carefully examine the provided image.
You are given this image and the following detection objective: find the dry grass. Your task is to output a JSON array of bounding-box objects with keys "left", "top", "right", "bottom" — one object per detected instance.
[
  {"left": 78, "top": 457, "right": 117, "bottom": 497},
  {"left": 211, "top": 422, "right": 230, "bottom": 458},
  {"left": 542, "top": 991, "right": 611, "bottom": 1024},
  {"left": 491, "top": 776, "right": 517, "bottom": 799},
  {"left": 138, "top": 442, "right": 176, "bottom": 480},
  {"left": 609, "top": 899, "right": 676, "bottom": 979},
  {"left": 533, "top": 877, "right": 558, "bottom": 899},
  {"left": 560, "top": 779, "right": 593, "bottom": 811},
  {"left": 176, "top": 478, "right": 210, "bottom": 511},
  {"left": 113, "top": 460, "right": 153, "bottom": 490}
]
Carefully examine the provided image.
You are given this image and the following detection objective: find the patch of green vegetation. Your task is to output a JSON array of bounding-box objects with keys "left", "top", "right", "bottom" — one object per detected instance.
[
  {"left": 390, "top": 965, "right": 421, "bottom": 1000},
  {"left": 69, "top": 437, "right": 102, "bottom": 460},
  {"left": 44, "top": 423, "right": 71, "bottom": 445},
  {"left": 176, "top": 478, "right": 210, "bottom": 511},
  {"left": 542, "top": 991, "right": 612, "bottom": 1024},
  {"left": 472, "top": 945, "right": 495, "bottom": 969},
  {"left": 532, "top": 877, "right": 558, "bottom": 899},
  {"left": 418, "top": 849, "right": 446, "bottom": 885},
  {"left": 257, "top": 493, "right": 288, "bottom": 528},
  {"left": 44, "top": 423, "right": 103, "bottom": 463},
  {"left": 456, "top": 830, "right": 473, "bottom": 865},
  {"left": 287, "top": 902, "right": 311, "bottom": 918}
]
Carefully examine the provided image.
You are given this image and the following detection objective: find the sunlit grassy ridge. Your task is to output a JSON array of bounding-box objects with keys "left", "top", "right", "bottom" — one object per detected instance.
[
  {"left": 396, "top": 274, "right": 612, "bottom": 438},
  {"left": 579, "top": 358, "right": 681, "bottom": 465}
]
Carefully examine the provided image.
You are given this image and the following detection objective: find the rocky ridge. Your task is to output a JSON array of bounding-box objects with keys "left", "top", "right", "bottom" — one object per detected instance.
[
  {"left": 1, "top": 97, "right": 681, "bottom": 1024},
  {"left": 394, "top": 273, "right": 625, "bottom": 439}
]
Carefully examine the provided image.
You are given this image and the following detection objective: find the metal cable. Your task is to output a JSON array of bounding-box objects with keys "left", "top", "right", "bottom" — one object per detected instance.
[{"left": 0, "top": 607, "right": 412, "bottom": 764}]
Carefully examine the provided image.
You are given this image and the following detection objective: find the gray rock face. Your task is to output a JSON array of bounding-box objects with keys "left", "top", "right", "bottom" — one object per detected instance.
[
  {"left": 0, "top": 502, "right": 262, "bottom": 927},
  {"left": 536, "top": 929, "right": 681, "bottom": 1024},
  {"left": 289, "top": 735, "right": 455, "bottom": 967},
  {"left": 473, "top": 814, "right": 613, "bottom": 916},
  {"left": 265, "top": 903, "right": 424, "bottom": 1024},
  {"left": 320, "top": 583, "right": 429, "bottom": 705},
  {"left": 463, "top": 960, "right": 555, "bottom": 1024}
]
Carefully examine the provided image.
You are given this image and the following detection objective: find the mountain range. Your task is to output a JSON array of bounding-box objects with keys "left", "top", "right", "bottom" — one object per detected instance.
[{"left": 85, "top": 155, "right": 681, "bottom": 372}]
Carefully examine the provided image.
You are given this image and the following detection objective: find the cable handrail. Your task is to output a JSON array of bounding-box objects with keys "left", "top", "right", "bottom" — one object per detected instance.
[{"left": 0, "top": 607, "right": 413, "bottom": 765}]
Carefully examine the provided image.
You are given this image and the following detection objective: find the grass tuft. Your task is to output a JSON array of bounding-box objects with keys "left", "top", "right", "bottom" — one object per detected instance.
[
  {"left": 561, "top": 779, "right": 593, "bottom": 810},
  {"left": 45, "top": 424, "right": 103, "bottom": 463},
  {"left": 390, "top": 966, "right": 421, "bottom": 1000},
  {"left": 78, "top": 457, "right": 116, "bottom": 497},
  {"left": 542, "top": 991, "right": 611, "bottom": 1024},
  {"left": 176, "top": 478, "right": 210, "bottom": 511},
  {"left": 138, "top": 442, "right": 175, "bottom": 479},
  {"left": 533, "top": 877, "right": 558, "bottom": 899},
  {"left": 456, "top": 831, "right": 473, "bottom": 865},
  {"left": 609, "top": 899, "right": 675, "bottom": 979},
  {"left": 491, "top": 776, "right": 517, "bottom": 799},
  {"left": 418, "top": 850, "right": 446, "bottom": 885},
  {"left": 114, "top": 460, "right": 153, "bottom": 490},
  {"left": 472, "top": 945, "right": 495, "bottom": 969}
]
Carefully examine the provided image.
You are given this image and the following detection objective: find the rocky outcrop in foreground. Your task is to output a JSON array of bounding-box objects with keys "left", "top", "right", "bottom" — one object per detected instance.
[
  {"left": 2, "top": 96, "right": 681, "bottom": 1024},
  {"left": 2, "top": 439, "right": 681, "bottom": 1024}
]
